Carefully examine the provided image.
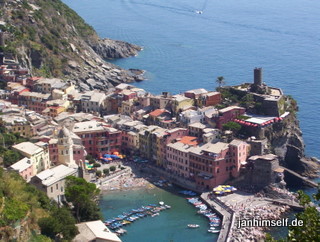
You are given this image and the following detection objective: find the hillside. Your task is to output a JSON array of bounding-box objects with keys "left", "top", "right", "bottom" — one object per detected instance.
[{"left": 0, "top": 0, "right": 143, "bottom": 90}]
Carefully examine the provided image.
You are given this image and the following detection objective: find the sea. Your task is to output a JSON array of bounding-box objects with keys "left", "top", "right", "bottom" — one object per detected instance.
[{"left": 62, "top": 0, "right": 320, "bottom": 240}]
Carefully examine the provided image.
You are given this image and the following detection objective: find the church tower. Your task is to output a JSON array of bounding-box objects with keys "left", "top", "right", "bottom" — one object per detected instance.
[{"left": 57, "top": 127, "right": 75, "bottom": 167}]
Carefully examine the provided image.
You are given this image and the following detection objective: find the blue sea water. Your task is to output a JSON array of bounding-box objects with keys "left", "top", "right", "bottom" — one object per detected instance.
[
  {"left": 99, "top": 188, "right": 217, "bottom": 242},
  {"left": 62, "top": 0, "right": 320, "bottom": 240},
  {"left": 63, "top": 0, "right": 320, "bottom": 158}
]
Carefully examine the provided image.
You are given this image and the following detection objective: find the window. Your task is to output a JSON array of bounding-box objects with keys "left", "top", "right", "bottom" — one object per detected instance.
[
  {"left": 56, "top": 184, "right": 58, "bottom": 190},
  {"left": 51, "top": 187, "right": 53, "bottom": 193}
]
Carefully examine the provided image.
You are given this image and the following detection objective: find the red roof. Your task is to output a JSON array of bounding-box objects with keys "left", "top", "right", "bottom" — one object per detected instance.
[
  {"left": 149, "top": 109, "right": 166, "bottom": 117},
  {"left": 179, "top": 136, "right": 199, "bottom": 146}
]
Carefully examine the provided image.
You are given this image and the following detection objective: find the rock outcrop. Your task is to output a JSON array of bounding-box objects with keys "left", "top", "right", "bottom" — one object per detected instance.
[
  {"left": 91, "top": 38, "right": 142, "bottom": 59},
  {"left": 265, "top": 113, "right": 320, "bottom": 178},
  {"left": 0, "top": 0, "right": 144, "bottom": 91}
]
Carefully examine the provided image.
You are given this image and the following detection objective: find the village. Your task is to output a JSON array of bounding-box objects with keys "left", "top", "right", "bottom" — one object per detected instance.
[{"left": 0, "top": 46, "right": 305, "bottom": 241}]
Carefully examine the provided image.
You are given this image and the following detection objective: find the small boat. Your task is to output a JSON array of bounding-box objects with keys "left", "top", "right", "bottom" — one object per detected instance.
[
  {"left": 208, "top": 229, "right": 220, "bottom": 233},
  {"left": 187, "top": 224, "right": 200, "bottom": 228},
  {"left": 159, "top": 201, "right": 164, "bottom": 206},
  {"left": 115, "top": 228, "right": 127, "bottom": 235},
  {"left": 165, "top": 205, "right": 171, "bottom": 209},
  {"left": 195, "top": 10, "right": 203, "bottom": 14},
  {"left": 151, "top": 213, "right": 159, "bottom": 217}
]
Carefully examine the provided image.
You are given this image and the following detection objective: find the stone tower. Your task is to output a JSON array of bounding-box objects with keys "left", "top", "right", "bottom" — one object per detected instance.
[
  {"left": 254, "top": 67, "right": 263, "bottom": 86},
  {"left": 57, "top": 126, "right": 75, "bottom": 166}
]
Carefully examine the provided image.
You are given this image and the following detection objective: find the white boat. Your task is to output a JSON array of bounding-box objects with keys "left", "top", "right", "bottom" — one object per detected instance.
[
  {"left": 208, "top": 229, "right": 220, "bottom": 233},
  {"left": 151, "top": 213, "right": 159, "bottom": 217},
  {"left": 195, "top": 10, "right": 203, "bottom": 14},
  {"left": 165, "top": 205, "right": 171, "bottom": 209},
  {"left": 115, "top": 228, "right": 127, "bottom": 235},
  {"left": 187, "top": 224, "right": 200, "bottom": 228},
  {"left": 159, "top": 201, "right": 164, "bottom": 206}
]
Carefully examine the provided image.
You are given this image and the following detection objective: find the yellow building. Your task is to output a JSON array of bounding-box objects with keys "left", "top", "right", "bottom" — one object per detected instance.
[
  {"left": 172, "top": 94, "right": 194, "bottom": 114},
  {"left": 11, "top": 122, "right": 34, "bottom": 138},
  {"left": 12, "top": 142, "right": 50, "bottom": 175}
]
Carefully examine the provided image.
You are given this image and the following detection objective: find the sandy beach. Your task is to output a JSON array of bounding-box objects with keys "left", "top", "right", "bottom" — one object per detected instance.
[{"left": 99, "top": 163, "right": 156, "bottom": 191}]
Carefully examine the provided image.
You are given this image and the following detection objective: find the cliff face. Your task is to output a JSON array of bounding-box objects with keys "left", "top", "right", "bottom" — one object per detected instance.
[
  {"left": 264, "top": 112, "right": 320, "bottom": 178},
  {"left": 0, "top": 0, "right": 143, "bottom": 90}
]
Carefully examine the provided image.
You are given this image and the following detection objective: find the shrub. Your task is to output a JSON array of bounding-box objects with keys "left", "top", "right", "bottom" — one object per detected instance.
[
  {"left": 103, "top": 168, "right": 109, "bottom": 176},
  {"left": 96, "top": 170, "right": 102, "bottom": 177},
  {"left": 110, "top": 166, "right": 116, "bottom": 172},
  {"left": 222, "top": 121, "right": 241, "bottom": 132}
]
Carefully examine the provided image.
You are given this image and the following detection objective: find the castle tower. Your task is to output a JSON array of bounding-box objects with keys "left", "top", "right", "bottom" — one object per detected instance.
[
  {"left": 254, "top": 67, "right": 263, "bottom": 86},
  {"left": 57, "top": 127, "right": 75, "bottom": 167}
]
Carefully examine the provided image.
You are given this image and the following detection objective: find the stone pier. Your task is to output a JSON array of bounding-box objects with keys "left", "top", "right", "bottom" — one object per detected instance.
[{"left": 201, "top": 192, "right": 235, "bottom": 242}]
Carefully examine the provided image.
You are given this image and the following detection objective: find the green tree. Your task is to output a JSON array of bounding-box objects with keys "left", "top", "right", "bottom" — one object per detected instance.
[
  {"left": 110, "top": 166, "right": 116, "bottom": 172},
  {"left": 65, "top": 176, "right": 101, "bottom": 222},
  {"left": 103, "top": 168, "right": 109, "bottom": 176},
  {"left": 38, "top": 206, "right": 78, "bottom": 240},
  {"left": 266, "top": 186, "right": 320, "bottom": 241},
  {"left": 222, "top": 121, "right": 241, "bottom": 132},
  {"left": 96, "top": 170, "right": 102, "bottom": 177},
  {"left": 3, "top": 150, "right": 22, "bottom": 167},
  {"left": 216, "top": 76, "right": 225, "bottom": 88}
]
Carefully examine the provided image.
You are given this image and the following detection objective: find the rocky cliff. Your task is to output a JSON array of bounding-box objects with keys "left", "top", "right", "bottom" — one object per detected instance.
[
  {"left": 0, "top": 0, "right": 143, "bottom": 90},
  {"left": 264, "top": 101, "right": 320, "bottom": 178}
]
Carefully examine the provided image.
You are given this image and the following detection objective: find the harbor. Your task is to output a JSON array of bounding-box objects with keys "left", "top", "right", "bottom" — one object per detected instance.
[{"left": 99, "top": 188, "right": 219, "bottom": 242}]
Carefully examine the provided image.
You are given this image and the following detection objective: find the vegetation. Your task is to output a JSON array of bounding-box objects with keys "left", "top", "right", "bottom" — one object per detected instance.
[
  {"left": 239, "top": 94, "right": 255, "bottom": 109},
  {"left": 0, "top": 168, "right": 81, "bottom": 241},
  {"left": 103, "top": 168, "right": 109, "bottom": 176},
  {"left": 222, "top": 121, "right": 242, "bottom": 132},
  {"left": 38, "top": 206, "right": 78, "bottom": 241},
  {"left": 266, "top": 186, "right": 320, "bottom": 241},
  {"left": 0, "top": 128, "right": 28, "bottom": 167},
  {"left": 110, "top": 166, "right": 116, "bottom": 172},
  {"left": 216, "top": 76, "right": 225, "bottom": 88},
  {"left": 86, "top": 155, "right": 95, "bottom": 164},
  {"left": 96, "top": 170, "right": 102, "bottom": 177},
  {"left": 1, "top": 0, "right": 97, "bottom": 77},
  {"left": 65, "top": 176, "right": 101, "bottom": 222}
]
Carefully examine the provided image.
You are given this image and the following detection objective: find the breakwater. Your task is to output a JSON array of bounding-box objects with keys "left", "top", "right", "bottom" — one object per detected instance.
[{"left": 201, "top": 192, "right": 235, "bottom": 242}]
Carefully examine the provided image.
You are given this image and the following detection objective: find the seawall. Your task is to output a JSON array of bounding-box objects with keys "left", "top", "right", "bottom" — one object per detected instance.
[{"left": 201, "top": 192, "right": 235, "bottom": 242}]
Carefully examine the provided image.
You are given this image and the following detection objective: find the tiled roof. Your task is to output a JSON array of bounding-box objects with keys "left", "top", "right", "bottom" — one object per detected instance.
[{"left": 149, "top": 109, "right": 166, "bottom": 117}]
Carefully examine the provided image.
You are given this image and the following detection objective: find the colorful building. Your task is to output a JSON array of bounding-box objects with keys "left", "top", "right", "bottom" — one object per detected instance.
[
  {"left": 212, "top": 106, "right": 246, "bottom": 129},
  {"left": 72, "top": 121, "right": 122, "bottom": 158},
  {"left": 12, "top": 141, "right": 50, "bottom": 175}
]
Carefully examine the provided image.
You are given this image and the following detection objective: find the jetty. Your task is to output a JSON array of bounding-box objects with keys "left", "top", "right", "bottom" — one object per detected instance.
[
  {"left": 280, "top": 166, "right": 318, "bottom": 188},
  {"left": 201, "top": 192, "right": 234, "bottom": 242},
  {"left": 264, "top": 198, "right": 303, "bottom": 211}
]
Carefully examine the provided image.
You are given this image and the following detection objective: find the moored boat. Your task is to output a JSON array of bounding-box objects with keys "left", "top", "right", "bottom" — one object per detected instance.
[{"left": 187, "top": 224, "right": 200, "bottom": 228}]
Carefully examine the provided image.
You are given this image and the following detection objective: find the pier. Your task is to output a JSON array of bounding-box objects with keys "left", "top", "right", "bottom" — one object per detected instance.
[
  {"left": 201, "top": 192, "right": 234, "bottom": 242},
  {"left": 280, "top": 166, "right": 318, "bottom": 188},
  {"left": 264, "top": 198, "right": 303, "bottom": 211}
]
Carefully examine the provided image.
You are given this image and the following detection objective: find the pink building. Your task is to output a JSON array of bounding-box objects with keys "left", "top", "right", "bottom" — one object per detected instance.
[
  {"left": 72, "top": 121, "right": 122, "bottom": 158},
  {"left": 188, "top": 140, "right": 248, "bottom": 191},
  {"left": 166, "top": 136, "right": 198, "bottom": 178},
  {"left": 212, "top": 106, "right": 245, "bottom": 129},
  {"left": 9, "top": 157, "right": 34, "bottom": 182},
  {"left": 155, "top": 128, "right": 188, "bottom": 166},
  {"left": 48, "top": 139, "right": 59, "bottom": 165},
  {"left": 229, "top": 139, "right": 249, "bottom": 174}
]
